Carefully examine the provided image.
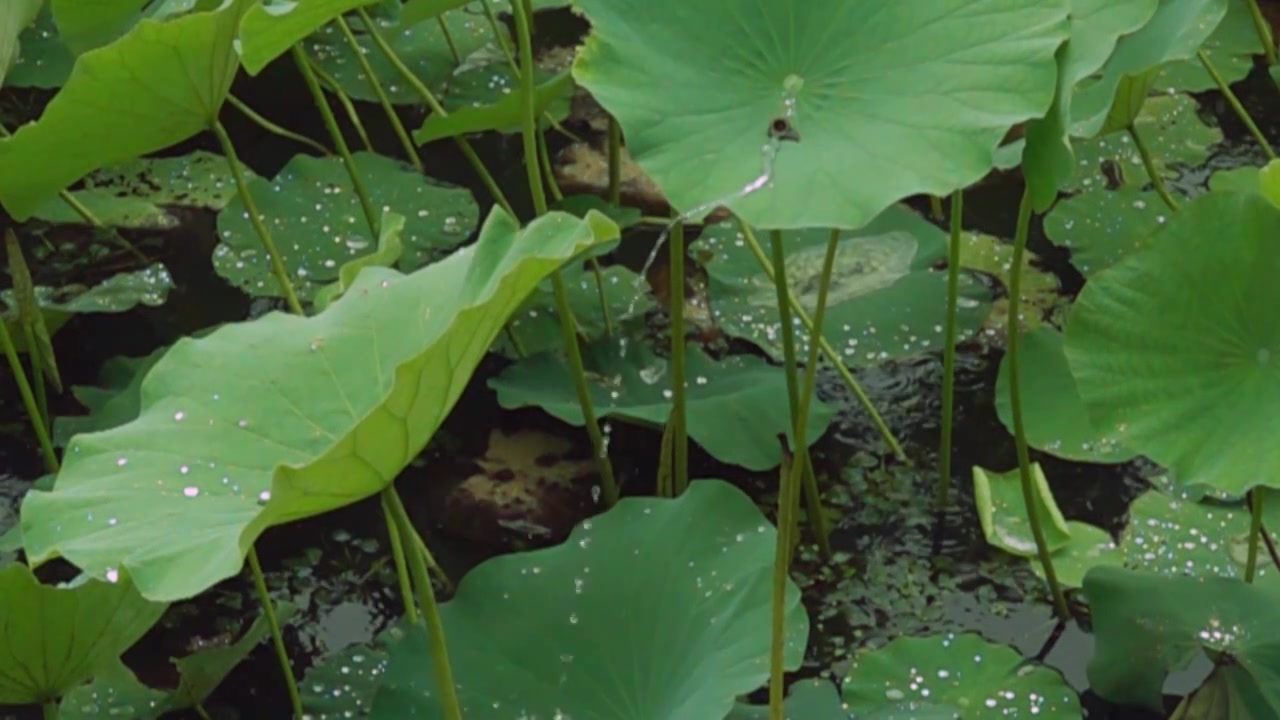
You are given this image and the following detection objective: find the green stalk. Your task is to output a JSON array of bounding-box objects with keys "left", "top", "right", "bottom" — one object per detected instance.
[
  {"left": 355, "top": 6, "right": 514, "bottom": 217},
  {"left": 938, "top": 191, "right": 963, "bottom": 512},
  {"left": 607, "top": 117, "right": 622, "bottom": 206},
  {"left": 539, "top": 132, "right": 564, "bottom": 202},
  {"left": 928, "top": 194, "right": 944, "bottom": 221},
  {"left": 226, "top": 94, "right": 330, "bottom": 156},
  {"left": 1198, "top": 50, "right": 1276, "bottom": 160},
  {"left": 22, "top": 325, "right": 49, "bottom": 434},
  {"left": 479, "top": 0, "right": 518, "bottom": 71},
  {"left": 381, "top": 489, "right": 419, "bottom": 625},
  {"left": 1127, "top": 125, "right": 1180, "bottom": 214},
  {"left": 0, "top": 315, "right": 58, "bottom": 473},
  {"left": 292, "top": 46, "right": 381, "bottom": 236},
  {"left": 656, "top": 412, "right": 675, "bottom": 498},
  {"left": 1246, "top": 490, "right": 1265, "bottom": 583},
  {"left": 384, "top": 488, "right": 462, "bottom": 720},
  {"left": 669, "top": 221, "right": 689, "bottom": 495},
  {"left": 246, "top": 548, "right": 302, "bottom": 718},
  {"left": 211, "top": 120, "right": 304, "bottom": 315},
  {"left": 1008, "top": 189, "right": 1070, "bottom": 619},
  {"left": 1244, "top": 0, "right": 1278, "bottom": 66},
  {"left": 769, "top": 228, "right": 840, "bottom": 719},
  {"left": 764, "top": 228, "right": 831, "bottom": 556},
  {"left": 514, "top": 0, "right": 618, "bottom": 505},
  {"left": 42, "top": 701, "right": 57, "bottom": 720},
  {"left": 436, "top": 16, "right": 462, "bottom": 65},
  {"left": 335, "top": 17, "right": 424, "bottom": 172},
  {"left": 739, "top": 224, "right": 908, "bottom": 463},
  {"left": 307, "top": 59, "right": 375, "bottom": 153}
]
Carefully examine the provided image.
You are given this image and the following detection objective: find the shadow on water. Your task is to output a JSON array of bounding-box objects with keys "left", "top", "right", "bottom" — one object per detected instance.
[{"left": 5, "top": 32, "right": 1280, "bottom": 719}]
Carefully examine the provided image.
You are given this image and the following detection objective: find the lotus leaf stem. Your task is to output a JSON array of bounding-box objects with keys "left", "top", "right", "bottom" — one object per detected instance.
[
  {"left": 0, "top": 307, "right": 58, "bottom": 474},
  {"left": 588, "top": 257, "right": 615, "bottom": 337},
  {"left": 246, "top": 547, "right": 302, "bottom": 718},
  {"left": 769, "top": 228, "right": 839, "bottom": 718},
  {"left": 513, "top": 0, "right": 619, "bottom": 505},
  {"left": 355, "top": 7, "right": 514, "bottom": 217},
  {"left": 738, "top": 224, "right": 909, "bottom": 463},
  {"left": 385, "top": 488, "right": 463, "bottom": 720},
  {"left": 22, "top": 324, "right": 48, "bottom": 434},
  {"left": 765, "top": 228, "right": 831, "bottom": 557},
  {"left": 211, "top": 120, "right": 305, "bottom": 315},
  {"left": 937, "top": 190, "right": 964, "bottom": 512},
  {"left": 436, "top": 15, "right": 462, "bottom": 65},
  {"left": 1246, "top": 490, "right": 1264, "bottom": 582},
  {"left": 1244, "top": 0, "right": 1279, "bottom": 67},
  {"left": 608, "top": 117, "right": 622, "bottom": 206},
  {"left": 381, "top": 489, "right": 419, "bottom": 625},
  {"left": 1007, "top": 189, "right": 1070, "bottom": 619},
  {"left": 1126, "top": 125, "right": 1180, "bottom": 214},
  {"left": 334, "top": 17, "right": 424, "bottom": 172},
  {"left": 479, "top": 0, "right": 518, "bottom": 72},
  {"left": 929, "top": 194, "right": 944, "bottom": 220},
  {"left": 539, "top": 132, "right": 564, "bottom": 202},
  {"left": 42, "top": 700, "right": 56, "bottom": 720},
  {"left": 225, "top": 94, "right": 330, "bottom": 156},
  {"left": 306, "top": 58, "right": 375, "bottom": 153},
  {"left": 656, "top": 411, "right": 675, "bottom": 497},
  {"left": 292, "top": 47, "right": 381, "bottom": 237},
  {"left": 669, "top": 221, "right": 689, "bottom": 494},
  {"left": 1198, "top": 50, "right": 1276, "bottom": 160}
]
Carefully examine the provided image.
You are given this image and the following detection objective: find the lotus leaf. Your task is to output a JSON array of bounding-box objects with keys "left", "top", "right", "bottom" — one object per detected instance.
[
  {"left": 238, "top": 0, "right": 381, "bottom": 74},
  {"left": 972, "top": 463, "right": 1072, "bottom": 558}
]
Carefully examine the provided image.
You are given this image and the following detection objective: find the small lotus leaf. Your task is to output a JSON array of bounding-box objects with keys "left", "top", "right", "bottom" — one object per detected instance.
[
  {"left": 958, "top": 230, "right": 1062, "bottom": 333},
  {"left": 299, "top": 641, "right": 390, "bottom": 719},
  {"left": 0, "top": 0, "right": 252, "bottom": 219},
  {"left": 698, "top": 207, "right": 990, "bottom": 367},
  {"left": 0, "top": 564, "right": 166, "bottom": 704},
  {"left": 726, "top": 679, "right": 848, "bottom": 720},
  {"left": 490, "top": 340, "right": 835, "bottom": 471},
  {"left": 1156, "top": 0, "right": 1263, "bottom": 92},
  {"left": 995, "top": 327, "right": 1136, "bottom": 462},
  {"left": 1043, "top": 185, "right": 1171, "bottom": 275},
  {"left": 364, "top": 480, "right": 807, "bottom": 718},
  {"left": 843, "top": 632, "right": 1082, "bottom": 718},
  {"left": 213, "top": 151, "right": 477, "bottom": 300},
  {"left": 496, "top": 262, "right": 652, "bottom": 358},
  {"left": 307, "top": 8, "right": 507, "bottom": 105},
  {"left": 1084, "top": 566, "right": 1280, "bottom": 712},
  {"left": 573, "top": 0, "right": 1068, "bottom": 229},
  {"left": 417, "top": 70, "right": 574, "bottom": 143},
  {"left": 58, "top": 658, "right": 168, "bottom": 720},
  {"left": 0, "top": 0, "right": 42, "bottom": 86},
  {"left": 21, "top": 208, "right": 619, "bottom": 602},
  {"left": 1065, "top": 191, "right": 1280, "bottom": 495},
  {"left": 1209, "top": 165, "right": 1260, "bottom": 194},
  {"left": 7, "top": 7, "right": 73, "bottom": 89},
  {"left": 972, "top": 463, "right": 1073, "bottom": 558},
  {"left": 1031, "top": 520, "right": 1123, "bottom": 589}
]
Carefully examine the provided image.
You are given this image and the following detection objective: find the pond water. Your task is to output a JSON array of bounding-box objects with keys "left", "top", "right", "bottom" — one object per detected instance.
[{"left": 4, "top": 11, "right": 1280, "bottom": 719}]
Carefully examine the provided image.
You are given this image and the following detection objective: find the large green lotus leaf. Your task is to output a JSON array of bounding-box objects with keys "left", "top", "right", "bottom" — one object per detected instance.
[
  {"left": 32, "top": 151, "right": 255, "bottom": 229},
  {"left": 1065, "top": 191, "right": 1280, "bottom": 495},
  {"left": 1043, "top": 185, "right": 1169, "bottom": 275},
  {"left": 20, "top": 208, "right": 619, "bottom": 602},
  {"left": 1022, "top": 0, "right": 1159, "bottom": 209},
  {"left": 1084, "top": 566, "right": 1280, "bottom": 712},
  {"left": 0, "top": 0, "right": 42, "bottom": 86},
  {"left": 725, "top": 680, "right": 848, "bottom": 720},
  {"left": 54, "top": 347, "right": 169, "bottom": 447},
  {"left": 0, "top": 564, "right": 166, "bottom": 704},
  {"left": 213, "top": 152, "right": 477, "bottom": 300},
  {"left": 6, "top": 8, "right": 75, "bottom": 88},
  {"left": 843, "top": 633, "right": 1082, "bottom": 718},
  {"left": 699, "top": 208, "right": 991, "bottom": 366},
  {"left": 1156, "top": 0, "right": 1262, "bottom": 92},
  {"left": 972, "top": 463, "right": 1073, "bottom": 558},
  {"left": 572, "top": 0, "right": 1068, "bottom": 230},
  {"left": 497, "top": 263, "right": 653, "bottom": 358},
  {"left": 1067, "top": 93, "right": 1220, "bottom": 193},
  {"left": 238, "top": 0, "right": 380, "bottom": 74},
  {"left": 490, "top": 340, "right": 835, "bottom": 471},
  {"left": 364, "top": 480, "right": 807, "bottom": 718},
  {"left": 995, "top": 327, "right": 1136, "bottom": 462},
  {"left": 307, "top": 8, "right": 508, "bottom": 105},
  {"left": 1121, "top": 490, "right": 1280, "bottom": 590},
  {"left": 0, "top": 0, "right": 251, "bottom": 219},
  {"left": 50, "top": 0, "right": 147, "bottom": 55},
  {"left": 1071, "top": 0, "right": 1228, "bottom": 138}
]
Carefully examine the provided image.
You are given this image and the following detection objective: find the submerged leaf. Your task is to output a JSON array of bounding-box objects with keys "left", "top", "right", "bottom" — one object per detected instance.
[
  {"left": 364, "top": 480, "right": 807, "bottom": 718},
  {"left": 21, "top": 208, "right": 619, "bottom": 602},
  {"left": 0, "top": 0, "right": 252, "bottom": 218},
  {"left": 1065, "top": 191, "right": 1280, "bottom": 495},
  {"left": 0, "top": 564, "right": 166, "bottom": 704},
  {"left": 572, "top": 0, "right": 1068, "bottom": 229}
]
